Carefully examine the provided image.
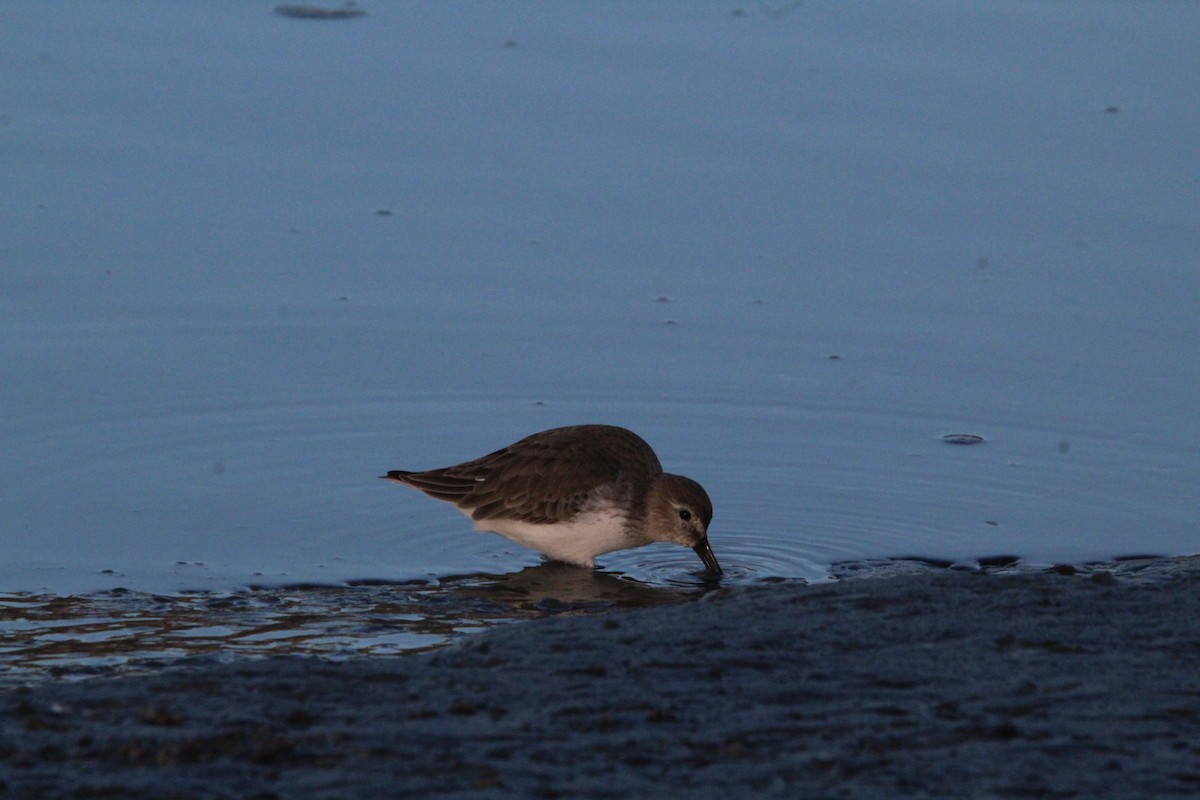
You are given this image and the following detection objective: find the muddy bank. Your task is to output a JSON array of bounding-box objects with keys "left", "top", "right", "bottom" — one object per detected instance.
[{"left": 2, "top": 557, "right": 1199, "bottom": 798}]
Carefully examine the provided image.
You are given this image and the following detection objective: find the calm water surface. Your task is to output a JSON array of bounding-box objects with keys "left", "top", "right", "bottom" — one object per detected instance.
[{"left": 1, "top": 3, "right": 1196, "bottom": 680}]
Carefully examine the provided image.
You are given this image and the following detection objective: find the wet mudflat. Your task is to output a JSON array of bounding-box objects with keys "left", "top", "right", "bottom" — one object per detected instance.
[{"left": 2, "top": 556, "right": 1198, "bottom": 799}]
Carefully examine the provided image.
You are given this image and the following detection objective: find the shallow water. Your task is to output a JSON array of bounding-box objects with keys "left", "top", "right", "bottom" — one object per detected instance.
[
  {"left": 0, "top": 563, "right": 707, "bottom": 688},
  {"left": 2, "top": 4, "right": 1197, "bottom": 672}
]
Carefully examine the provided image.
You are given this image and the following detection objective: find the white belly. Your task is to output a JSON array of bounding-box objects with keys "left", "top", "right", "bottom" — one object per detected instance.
[{"left": 469, "top": 507, "right": 633, "bottom": 568}]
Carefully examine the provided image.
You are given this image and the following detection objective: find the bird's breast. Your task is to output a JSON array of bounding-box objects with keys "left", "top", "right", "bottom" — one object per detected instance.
[{"left": 473, "top": 504, "right": 633, "bottom": 567}]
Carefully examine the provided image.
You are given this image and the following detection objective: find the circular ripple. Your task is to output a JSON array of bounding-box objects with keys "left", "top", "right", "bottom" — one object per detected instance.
[{"left": 601, "top": 530, "right": 827, "bottom": 588}]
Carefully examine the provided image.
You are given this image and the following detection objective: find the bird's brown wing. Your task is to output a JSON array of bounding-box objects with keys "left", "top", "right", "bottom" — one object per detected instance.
[{"left": 384, "top": 425, "right": 661, "bottom": 524}]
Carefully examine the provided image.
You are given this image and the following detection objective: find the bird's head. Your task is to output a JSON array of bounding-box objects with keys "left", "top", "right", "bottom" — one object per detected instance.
[{"left": 644, "top": 473, "right": 720, "bottom": 575}]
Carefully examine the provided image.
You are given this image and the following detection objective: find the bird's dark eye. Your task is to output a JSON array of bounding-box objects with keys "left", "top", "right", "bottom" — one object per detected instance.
[{"left": 678, "top": 509, "right": 692, "bottom": 521}]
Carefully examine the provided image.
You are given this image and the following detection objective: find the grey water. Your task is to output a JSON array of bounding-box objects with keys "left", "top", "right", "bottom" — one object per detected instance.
[{"left": 2, "top": 3, "right": 1197, "bottom": 677}]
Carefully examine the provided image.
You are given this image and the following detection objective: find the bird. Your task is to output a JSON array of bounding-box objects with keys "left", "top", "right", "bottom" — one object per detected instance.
[{"left": 381, "top": 424, "right": 720, "bottom": 575}]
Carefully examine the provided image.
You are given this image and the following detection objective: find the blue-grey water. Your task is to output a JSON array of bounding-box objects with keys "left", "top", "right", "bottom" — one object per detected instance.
[{"left": 1, "top": 3, "right": 1197, "bottom": 677}]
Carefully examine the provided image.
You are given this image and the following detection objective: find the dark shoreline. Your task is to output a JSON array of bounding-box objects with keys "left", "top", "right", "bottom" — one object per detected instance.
[{"left": 2, "top": 556, "right": 1198, "bottom": 798}]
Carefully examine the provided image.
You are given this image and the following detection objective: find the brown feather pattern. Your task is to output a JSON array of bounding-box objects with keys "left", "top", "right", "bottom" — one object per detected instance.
[{"left": 384, "top": 425, "right": 663, "bottom": 525}]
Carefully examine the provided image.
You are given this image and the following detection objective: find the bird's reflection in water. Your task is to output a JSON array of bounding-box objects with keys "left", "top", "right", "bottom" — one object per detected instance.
[{"left": 447, "top": 561, "right": 704, "bottom": 617}]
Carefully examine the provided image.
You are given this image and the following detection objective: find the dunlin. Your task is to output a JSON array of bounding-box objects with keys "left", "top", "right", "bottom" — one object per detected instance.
[{"left": 381, "top": 425, "right": 720, "bottom": 574}]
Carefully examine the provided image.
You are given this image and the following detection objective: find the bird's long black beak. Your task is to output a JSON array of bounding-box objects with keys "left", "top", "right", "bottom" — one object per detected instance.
[{"left": 693, "top": 537, "right": 722, "bottom": 576}]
